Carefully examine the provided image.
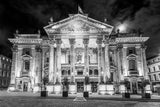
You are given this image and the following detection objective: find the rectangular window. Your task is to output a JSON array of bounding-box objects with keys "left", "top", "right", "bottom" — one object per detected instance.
[
  {"left": 149, "top": 75, "right": 152, "bottom": 81},
  {"left": 158, "top": 65, "right": 160, "bottom": 70},
  {"left": 129, "top": 60, "right": 136, "bottom": 70},
  {"left": 24, "top": 61, "right": 30, "bottom": 71},
  {"left": 153, "top": 67, "right": 156, "bottom": 71},
  {"left": 154, "top": 74, "right": 157, "bottom": 81},
  {"left": 77, "top": 70, "right": 83, "bottom": 75},
  {"left": 148, "top": 68, "right": 151, "bottom": 72}
]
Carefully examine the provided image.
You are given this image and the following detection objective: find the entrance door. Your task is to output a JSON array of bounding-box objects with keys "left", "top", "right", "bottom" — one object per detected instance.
[
  {"left": 132, "top": 82, "right": 137, "bottom": 94},
  {"left": 91, "top": 82, "right": 98, "bottom": 93},
  {"left": 23, "top": 82, "right": 28, "bottom": 92},
  {"left": 77, "top": 82, "right": 84, "bottom": 92}
]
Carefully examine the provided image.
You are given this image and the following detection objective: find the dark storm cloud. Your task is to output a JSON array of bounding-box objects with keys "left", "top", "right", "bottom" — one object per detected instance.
[
  {"left": 0, "top": 0, "right": 159, "bottom": 58},
  {"left": 131, "top": 0, "right": 160, "bottom": 57}
]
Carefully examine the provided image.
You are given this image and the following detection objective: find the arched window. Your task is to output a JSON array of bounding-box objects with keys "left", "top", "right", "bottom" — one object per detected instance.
[
  {"left": 129, "top": 59, "right": 136, "bottom": 70},
  {"left": 68, "top": 70, "right": 70, "bottom": 75},
  {"left": 89, "top": 69, "right": 93, "bottom": 75},
  {"left": 62, "top": 70, "right": 67, "bottom": 76},
  {"left": 94, "top": 69, "right": 98, "bottom": 76}
]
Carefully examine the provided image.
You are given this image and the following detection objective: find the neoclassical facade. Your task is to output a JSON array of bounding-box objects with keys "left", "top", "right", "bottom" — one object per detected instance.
[{"left": 8, "top": 13, "right": 149, "bottom": 94}]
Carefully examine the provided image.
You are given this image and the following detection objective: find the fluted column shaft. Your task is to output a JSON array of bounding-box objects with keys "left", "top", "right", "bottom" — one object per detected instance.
[
  {"left": 142, "top": 46, "right": 148, "bottom": 79},
  {"left": 69, "top": 39, "right": 76, "bottom": 82},
  {"left": 10, "top": 45, "right": 18, "bottom": 85},
  {"left": 56, "top": 39, "right": 62, "bottom": 83},
  {"left": 17, "top": 46, "right": 23, "bottom": 78},
  {"left": 96, "top": 39, "right": 103, "bottom": 83},
  {"left": 83, "top": 39, "right": 89, "bottom": 76},
  {"left": 49, "top": 41, "right": 55, "bottom": 84},
  {"left": 103, "top": 39, "right": 110, "bottom": 82},
  {"left": 31, "top": 46, "right": 36, "bottom": 87},
  {"left": 122, "top": 46, "right": 128, "bottom": 76}
]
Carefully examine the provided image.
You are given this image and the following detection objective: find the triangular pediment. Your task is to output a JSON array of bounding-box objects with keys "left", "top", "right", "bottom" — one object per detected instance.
[
  {"left": 44, "top": 14, "right": 113, "bottom": 36},
  {"left": 127, "top": 54, "right": 137, "bottom": 59}
]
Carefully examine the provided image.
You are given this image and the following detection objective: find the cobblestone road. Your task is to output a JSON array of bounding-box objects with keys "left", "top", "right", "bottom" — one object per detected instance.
[{"left": 0, "top": 91, "right": 160, "bottom": 107}]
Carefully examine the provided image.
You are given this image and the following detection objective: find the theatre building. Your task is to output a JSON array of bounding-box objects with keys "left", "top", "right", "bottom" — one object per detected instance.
[{"left": 8, "top": 13, "right": 149, "bottom": 94}]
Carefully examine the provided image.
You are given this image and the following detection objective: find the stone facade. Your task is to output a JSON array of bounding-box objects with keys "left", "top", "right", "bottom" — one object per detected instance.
[
  {"left": 8, "top": 13, "right": 149, "bottom": 94},
  {"left": 0, "top": 55, "right": 12, "bottom": 89},
  {"left": 147, "top": 55, "right": 160, "bottom": 92}
]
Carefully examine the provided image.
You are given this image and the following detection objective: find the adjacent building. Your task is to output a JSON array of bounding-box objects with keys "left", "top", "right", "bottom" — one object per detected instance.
[
  {"left": 0, "top": 55, "right": 12, "bottom": 90},
  {"left": 147, "top": 55, "right": 160, "bottom": 92},
  {"left": 8, "top": 12, "right": 149, "bottom": 94}
]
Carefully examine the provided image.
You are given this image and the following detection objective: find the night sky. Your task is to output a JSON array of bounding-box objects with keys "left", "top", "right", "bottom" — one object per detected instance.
[{"left": 0, "top": 0, "right": 159, "bottom": 58}]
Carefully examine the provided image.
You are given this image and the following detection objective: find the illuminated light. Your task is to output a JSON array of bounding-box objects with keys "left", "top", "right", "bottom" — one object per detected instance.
[
  {"left": 69, "top": 84, "right": 76, "bottom": 94},
  {"left": 98, "top": 84, "right": 107, "bottom": 95},
  {"left": 117, "top": 23, "right": 128, "bottom": 33},
  {"left": 54, "top": 85, "right": 61, "bottom": 94}
]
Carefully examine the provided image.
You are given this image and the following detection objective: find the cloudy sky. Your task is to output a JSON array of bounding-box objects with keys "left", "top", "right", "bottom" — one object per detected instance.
[{"left": 0, "top": 0, "right": 159, "bottom": 58}]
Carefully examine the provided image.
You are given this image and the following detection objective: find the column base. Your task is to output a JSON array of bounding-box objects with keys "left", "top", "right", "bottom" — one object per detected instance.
[
  {"left": 33, "top": 84, "right": 41, "bottom": 93},
  {"left": 46, "top": 85, "right": 54, "bottom": 94},
  {"left": 69, "top": 84, "right": 76, "bottom": 94},
  {"left": 86, "top": 84, "right": 91, "bottom": 94},
  {"left": 98, "top": 84, "right": 107, "bottom": 95},
  {"left": 145, "top": 84, "right": 152, "bottom": 94},
  {"left": 54, "top": 84, "right": 62, "bottom": 94},
  {"left": 106, "top": 84, "right": 114, "bottom": 95},
  {"left": 119, "top": 84, "right": 126, "bottom": 93}
]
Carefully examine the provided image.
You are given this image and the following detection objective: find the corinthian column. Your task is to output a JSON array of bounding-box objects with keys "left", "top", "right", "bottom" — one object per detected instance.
[
  {"left": 83, "top": 38, "right": 89, "bottom": 76},
  {"left": 142, "top": 45, "right": 148, "bottom": 79},
  {"left": 69, "top": 39, "right": 76, "bottom": 82},
  {"left": 103, "top": 39, "right": 110, "bottom": 82},
  {"left": 122, "top": 45, "right": 128, "bottom": 76},
  {"left": 49, "top": 40, "right": 55, "bottom": 84},
  {"left": 17, "top": 46, "right": 23, "bottom": 78},
  {"left": 96, "top": 38, "right": 103, "bottom": 83},
  {"left": 10, "top": 45, "right": 18, "bottom": 85},
  {"left": 56, "top": 39, "right": 62, "bottom": 83}
]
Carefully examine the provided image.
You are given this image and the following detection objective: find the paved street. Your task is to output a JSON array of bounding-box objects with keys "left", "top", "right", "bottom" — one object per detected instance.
[{"left": 0, "top": 91, "right": 160, "bottom": 107}]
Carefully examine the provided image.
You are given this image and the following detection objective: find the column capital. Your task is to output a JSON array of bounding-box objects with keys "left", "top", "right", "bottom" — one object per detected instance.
[
  {"left": 96, "top": 38, "right": 103, "bottom": 45},
  {"left": 103, "top": 39, "right": 109, "bottom": 44},
  {"left": 69, "top": 39, "right": 75, "bottom": 45},
  {"left": 55, "top": 39, "right": 62, "bottom": 45},
  {"left": 12, "top": 45, "right": 18, "bottom": 52},
  {"left": 49, "top": 40, "right": 55, "bottom": 45},
  {"left": 83, "top": 38, "right": 89, "bottom": 45},
  {"left": 35, "top": 45, "right": 42, "bottom": 52}
]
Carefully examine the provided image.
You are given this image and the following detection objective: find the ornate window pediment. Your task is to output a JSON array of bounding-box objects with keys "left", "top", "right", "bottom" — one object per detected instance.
[{"left": 127, "top": 54, "right": 137, "bottom": 59}]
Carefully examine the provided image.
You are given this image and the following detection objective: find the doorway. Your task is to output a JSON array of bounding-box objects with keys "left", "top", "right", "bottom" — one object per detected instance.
[
  {"left": 91, "top": 82, "right": 98, "bottom": 93},
  {"left": 23, "top": 82, "right": 28, "bottom": 92},
  {"left": 132, "top": 82, "right": 137, "bottom": 94},
  {"left": 77, "top": 82, "right": 84, "bottom": 92}
]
